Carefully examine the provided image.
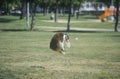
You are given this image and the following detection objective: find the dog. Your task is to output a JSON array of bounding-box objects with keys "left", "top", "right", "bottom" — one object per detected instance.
[{"left": 50, "top": 32, "right": 71, "bottom": 54}]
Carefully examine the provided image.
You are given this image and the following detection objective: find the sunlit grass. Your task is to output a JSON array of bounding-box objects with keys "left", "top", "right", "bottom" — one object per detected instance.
[
  {"left": 35, "top": 14, "right": 115, "bottom": 29},
  {"left": 0, "top": 31, "right": 120, "bottom": 79},
  {"left": 0, "top": 14, "right": 120, "bottom": 79}
]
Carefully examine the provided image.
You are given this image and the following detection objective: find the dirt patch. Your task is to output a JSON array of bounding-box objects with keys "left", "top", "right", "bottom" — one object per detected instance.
[{"left": 41, "top": 19, "right": 101, "bottom": 23}]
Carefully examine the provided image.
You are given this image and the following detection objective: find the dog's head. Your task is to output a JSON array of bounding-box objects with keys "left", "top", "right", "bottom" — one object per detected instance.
[{"left": 63, "top": 34, "right": 71, "bottom": 48}]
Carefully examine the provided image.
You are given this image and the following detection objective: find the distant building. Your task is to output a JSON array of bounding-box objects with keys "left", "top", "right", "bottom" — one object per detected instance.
[{"left": 80, "top": 1, "right": 106, "bottom": 11}]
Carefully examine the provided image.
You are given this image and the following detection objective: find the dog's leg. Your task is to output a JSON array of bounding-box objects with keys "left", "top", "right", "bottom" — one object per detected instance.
[
  {"left": 59, "top": 41, "right": 65, "bottom": 51},
  {"left": 60, "top": 42, "right": 66, "bottom": 54}
]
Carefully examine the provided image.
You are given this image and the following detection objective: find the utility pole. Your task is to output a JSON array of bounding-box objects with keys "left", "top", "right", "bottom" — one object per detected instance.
[{"left": 26, "top": 2, "right": 30, "bottom": 27}]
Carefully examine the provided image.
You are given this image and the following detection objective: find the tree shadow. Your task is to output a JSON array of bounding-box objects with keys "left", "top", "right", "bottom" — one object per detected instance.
[
  {"left": 0, "top": 29, "right": 28, "bottom": 32},
  {"left": 0, "top": 18, "right": 18, "bottom": 23},
  {"left": 52, "top": 29, "right": 102, "bottom": 33},
  {"left": 110, "top": 35, "right": 120, "bottom": 37},
  {"left": 0, "top": 28, "right": 114, "bottom": 33},
  {"left": 83, "top": 16, "right": 98, "bottom": 19}
]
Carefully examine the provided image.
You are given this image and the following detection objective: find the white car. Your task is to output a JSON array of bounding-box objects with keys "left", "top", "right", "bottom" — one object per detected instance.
[{"left": 10, "top": 9, "right": 21, "bottom": 15}]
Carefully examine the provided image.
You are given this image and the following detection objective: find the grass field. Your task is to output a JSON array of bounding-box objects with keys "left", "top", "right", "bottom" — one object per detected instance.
[
  {"left": 0, "top": 14, "right": 118, "bottom": 30},
  {"left": 0, "top": 14, "right": 120, "bottom": 79}
]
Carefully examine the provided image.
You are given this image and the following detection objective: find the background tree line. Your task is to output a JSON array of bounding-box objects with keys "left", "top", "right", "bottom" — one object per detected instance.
[{"left": 0, "top": 0, "right": 119, "bottom": 32}]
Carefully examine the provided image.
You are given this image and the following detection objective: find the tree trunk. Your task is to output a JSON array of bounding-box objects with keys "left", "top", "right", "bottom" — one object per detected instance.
[
  {"left": 20, "top": 1, "right": 26, "bottom": 19},
  {"left": 94, "top": 4, "right": 98, "bottom": 18},
  {"left": 43, "top": 3, "right": 47, "bottom": 16},
  {"left": 54, "top": 1, "right": 58, "bottom": 22},
  {"left": 67, "top": 0, "right": 72, "bottom": 31},
  {"left": 76, "top": 3, "right": 81, "bottom": 20},
  {"left": 30, "top": 3, "right": 36, "bottom": 31},
  {"left": 26, "top": 2, "right": 30, "bottom": 28},
  {"left": 114, "top": 0, "right": 119, "bottom": 32},
  {"left": 6, "top": 2, "right": 10, "bottom": 15}
]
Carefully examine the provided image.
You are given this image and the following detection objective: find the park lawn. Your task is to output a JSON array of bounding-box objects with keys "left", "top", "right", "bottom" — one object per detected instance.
[
  {"left": 0, "top": 14, "right": 118, "bottom": 31},
  {"left": 35, "top": 14, "right": 116, "bottom": 29},
  {"left": 0, "top": 31, "right": 120, "bottom": 79},
  {"left": 0, "top": 14, "right": 120, "bottom": 79}
]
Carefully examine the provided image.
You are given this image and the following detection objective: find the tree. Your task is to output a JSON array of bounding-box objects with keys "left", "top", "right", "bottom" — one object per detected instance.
[
  {"left": 96, "top": 0, "right": 110, "bottom": 5},
  {"left": 39, "top": 0, "right": 50, "bottom": 16},
  {"left": 19, "top": 0, "right": 36, "bottom": 30},
  {"left": 20, "top": 0, "right": 26, "bottom": 19},
  {"left": 114, "top": 0, "right": 119, "bottom": 32},
  {"left": 67, "top": 0, "right": 72, "bottom": 31},
  {"left": 0, "top": 0, "right": 20, "bottom": 15},
  {"left": 49, "top": 0, "right": 59, "bottom": 22},
  {"left": 74, "top": 0, "right": 84, "bottom": 19},
  {"left": 29, "top": 0, "right": 41, "bottom": 30},
  {"left": 54, "top": 0, "right": 59, "bottom": 22}
]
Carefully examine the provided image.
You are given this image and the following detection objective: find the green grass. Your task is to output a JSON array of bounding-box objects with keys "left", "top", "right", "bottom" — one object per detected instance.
[
  {"left": 0, "top": 14, "right": 120, "bottom": 79},
  {"left": 0, "top": 14, "right": 119, "bottom": 30},
  {"left": 0, "top": 32, "right": 120, "bottom": 79},
  {"left": 35, "top": 14, "right": 116, "bottom": 29}
]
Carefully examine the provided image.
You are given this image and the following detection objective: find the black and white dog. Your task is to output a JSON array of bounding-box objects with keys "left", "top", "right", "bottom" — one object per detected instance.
[{"left": 50, "top": 32, "right": 71, "bottom": 54}]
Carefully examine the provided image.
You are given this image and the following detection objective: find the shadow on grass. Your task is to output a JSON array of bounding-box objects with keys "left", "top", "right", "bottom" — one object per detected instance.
[
  {"left": 0, "top": 29, "right": 114, "bottom": 34},
  {"left": 0, "top": 29, "right": 28, "bottom": 32},
  {"left": 83, "top": 17, "right": 98, "bottom": 19},
  {"left": 0, "top": 28, "right": 48, "bottom": 32},
  {"left": 0, "top": 18, "right": 18, "bottom": 23},
  {"left": 110, "top": 35, "right": 120, "bottom": 37},
  {"left": 52, "top": 30, "right": 103, "bottom": 33}
]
